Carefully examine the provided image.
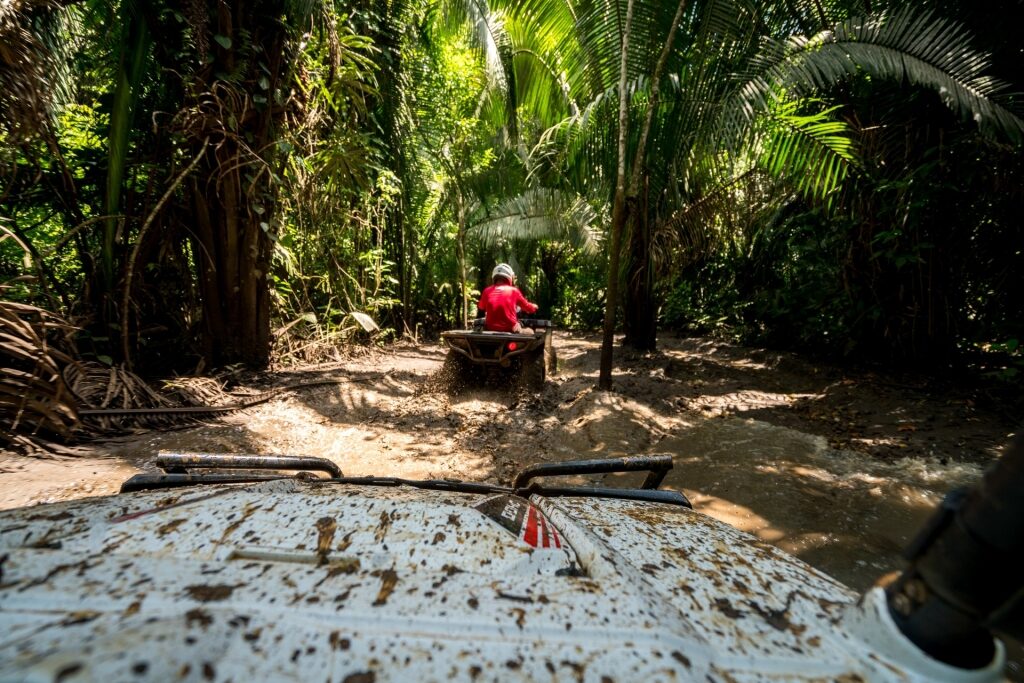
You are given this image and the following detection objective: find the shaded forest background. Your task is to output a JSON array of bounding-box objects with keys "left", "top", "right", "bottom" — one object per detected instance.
[{"left": 1, "top": 0, "right": 1022, "bottom": 449}]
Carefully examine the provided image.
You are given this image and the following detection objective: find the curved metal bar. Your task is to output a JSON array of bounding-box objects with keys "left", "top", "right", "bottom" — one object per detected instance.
[
  {"left": 520, "top": 484, "right": 691, "bottom": 508},
  {"left": 513, "top": 455, "right": 673, "bottom": 490},
  {"left": 155, "top": 452, "right": 343, "bottom": 478},
  {"left": 120, "top": 473, "right": 288, "bottom": 493}
]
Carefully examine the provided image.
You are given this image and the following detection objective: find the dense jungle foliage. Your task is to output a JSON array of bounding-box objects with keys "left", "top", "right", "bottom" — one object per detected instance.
[{"left": 1, "top": 0, "right": 1022, "bottom": 412}]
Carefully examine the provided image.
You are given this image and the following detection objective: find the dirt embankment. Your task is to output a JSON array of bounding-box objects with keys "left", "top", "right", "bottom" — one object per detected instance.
[{"left": 0, "top": 333, "right": 1017, "bottom": 591}]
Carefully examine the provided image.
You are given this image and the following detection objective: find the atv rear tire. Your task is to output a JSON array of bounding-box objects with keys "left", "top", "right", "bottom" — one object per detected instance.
[
  {"left": 521, "top": 349, "right": 546, "bottom": 391},
  {"left": 544, "top": 338, "right": 557, "bottom": 377},
  {"left": 440, "top": 351, "right": 473, "bottom": 392}
]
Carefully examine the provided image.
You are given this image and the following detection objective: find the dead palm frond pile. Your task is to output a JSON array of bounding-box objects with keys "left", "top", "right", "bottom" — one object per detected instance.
[
  {"left": 270, "top": 313, "right": 376, "bottom": 368},
  {"left": 1, "top": 289, "right": 227, "bottom": 449},
  {"left": 66, "top": 364, "right": 176, "bottom": 432},
  {"left": 66, "top": 364, "right": 242, "bottom": 432},
  {"left": 0, "top": 295, "right": 80, "bottom": 453},
  {"left": 160, "top": 375, "right": 234, "bottom": 407},
  {"left": 0, "top": 0, "right": 66, "bottom": 140},
  {"left": 64, "top": 362, "right": 179, "bottom": 412}
]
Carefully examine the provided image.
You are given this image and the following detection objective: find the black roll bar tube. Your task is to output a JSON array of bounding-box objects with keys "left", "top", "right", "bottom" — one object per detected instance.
[
  {"left": 155, "top": 452, "right": 343, "bottom": 478},
  {"left": 513, "top": 455, "right": 674, "bottom": 491}
]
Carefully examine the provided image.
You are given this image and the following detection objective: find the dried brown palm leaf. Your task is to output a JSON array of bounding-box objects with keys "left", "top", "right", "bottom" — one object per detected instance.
[
  {"left": 0, "top": 291, "right": 80, "bottom": 451},
  {"left": 65, "top": 362, "right": 178, "bottom": 410},
  {"left": 0, "top": 0, "right": 65, "bottom": 140},
  {"left": 65, "top": 362, "right": 231, "bottom": 432},
  {"left": 161, "top": 376, "right": 230, "bottom": 406}
]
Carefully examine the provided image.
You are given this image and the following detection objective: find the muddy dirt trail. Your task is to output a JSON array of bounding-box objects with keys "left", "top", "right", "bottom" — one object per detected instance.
[{"left": 1, "top": 333, "right": 1016, "bottom": 594}]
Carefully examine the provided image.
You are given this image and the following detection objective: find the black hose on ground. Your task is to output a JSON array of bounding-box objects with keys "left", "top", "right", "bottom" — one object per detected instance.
[{"left": 886, "top": 432, "right": 1024, "bottom": 669}]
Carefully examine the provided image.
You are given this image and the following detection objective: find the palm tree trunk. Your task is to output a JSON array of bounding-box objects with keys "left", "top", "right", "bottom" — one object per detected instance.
[
  {"left": 180, "top": 0, "right": 289, "bottom": 368},
  {"left": 456, "top": 201, "right": 469, "bottom": 328},
  {"left": 619, "top": 0, "right": 688, "bottom": 353},
  {"left": 104, "top": 8, "right": 151, "bottom": 300},
  {"left": 601, "top": 0, "right": 687, "bottom": 386},
  {"left": 192, "top": 183, "right": 225, "bottom": 362},
  {"left": 190, "top": 144, "right": 273, "bottom": 366},
  {"left": 598, "top": 0, "right": 636, "bottom": 391},
  {"left": 623, "top": 185, "right": 657, "bottom": 350}
]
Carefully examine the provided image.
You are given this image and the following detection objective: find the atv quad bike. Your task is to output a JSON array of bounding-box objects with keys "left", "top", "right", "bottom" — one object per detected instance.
[
  {"left": 441, "top": 316, "right": 556, "bottom": 390},
  {"left": 1, "top": 445, "right": 1022, "bottom": 681}
]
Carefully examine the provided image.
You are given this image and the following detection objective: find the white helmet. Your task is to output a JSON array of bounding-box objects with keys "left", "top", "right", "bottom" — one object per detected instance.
[{"left": 492, "top": 263, "right": 516, "bottom": 284}]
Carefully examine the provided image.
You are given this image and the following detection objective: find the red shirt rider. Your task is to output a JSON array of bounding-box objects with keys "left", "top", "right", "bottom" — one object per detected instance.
[{"left": 477, "top": 264, "right": 538, "bottom": 333}]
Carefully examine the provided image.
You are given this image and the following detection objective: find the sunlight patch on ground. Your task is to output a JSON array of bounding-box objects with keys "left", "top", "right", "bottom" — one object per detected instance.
[
  {"left": 547, "top": 390, "right": 691, "bottom": 458},
  {"left": 224, "top": 394, "right": 495, "bottom": 481},
  {"left": 820, "top": 449, "right": 982, "bottom": 489},
  {"left": 0, "top": 454, "right": 135, "bottom": 509},
  {"left": 662, "top": 348, "right": 773, "bottom": 371},
  {"left": 681, "top": 390, "right": 824, "bottom": 416},
  {"left": 718, "top": 357, "right": 773, "bottom": 371}
]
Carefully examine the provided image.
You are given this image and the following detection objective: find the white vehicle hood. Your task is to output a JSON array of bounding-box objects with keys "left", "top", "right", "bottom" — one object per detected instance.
[{"left": 0, "top": 478, "right": 975, "bottom": 681}]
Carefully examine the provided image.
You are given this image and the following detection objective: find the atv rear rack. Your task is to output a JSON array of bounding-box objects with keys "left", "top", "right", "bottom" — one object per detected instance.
[
  {"left": 441, "top": 317, "right": 553, "bottom": 367},
  {"left": 120, "top": 452, "right": 691, "bottom": 507}
]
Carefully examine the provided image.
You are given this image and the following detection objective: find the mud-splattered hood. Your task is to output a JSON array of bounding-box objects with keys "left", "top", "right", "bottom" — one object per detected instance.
[{"left": 0, "top": 479, "right": 991, "bottom": 681}]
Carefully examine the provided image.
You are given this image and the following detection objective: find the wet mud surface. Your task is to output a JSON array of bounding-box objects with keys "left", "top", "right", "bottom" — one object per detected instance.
[{"left": 1, "top": 333, "right": 1018, "bottom": 594}]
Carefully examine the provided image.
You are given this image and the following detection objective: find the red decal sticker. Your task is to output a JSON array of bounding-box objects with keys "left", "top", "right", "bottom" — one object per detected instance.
[
  {"left": 518, "top": 504, "right": 564, "bottom": 550},
  {"left": 523, "top": 505, "right": 539, "bottom": 547}
]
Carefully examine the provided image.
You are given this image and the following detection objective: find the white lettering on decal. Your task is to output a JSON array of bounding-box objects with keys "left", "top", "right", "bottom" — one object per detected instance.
[{"left": 500, "top": 499, "right": 520, "bottom": 520}]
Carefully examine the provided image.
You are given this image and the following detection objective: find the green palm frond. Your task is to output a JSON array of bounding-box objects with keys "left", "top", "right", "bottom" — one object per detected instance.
[
  {"left": 491, "top": 0, "right": 580, "bottom": 129},
  {"left": 758, "top": 101, "right": 855, "bottom": 201},
  {"left": 658, "top": 178, "right": 738, "bottom": 267},
  {"left": 656, "top": 166, "right": 791, "bottom": 270},
  {"left": 492, "top": 0, "right": 701, "bottom": 115},
  {"left": 697, "top": 0, "right": 756, "bottom": 40},
  {"left": 471, "top": 188, "right": 601, "bottom": 254},
  {"left": 531, "top": 75, "right": 663, "bottom": 197},
  {"left": 510, "top": 45, "right": 577, "bottom": 126},
  {"left": 744, "top": 7, "right": 1024, "bottom": 140},
  {"left": 755, "top": 0, "right": 872, "bottom": 34},
  {"left": 435, "top": 0, "right": 518, "bottom": 136}
]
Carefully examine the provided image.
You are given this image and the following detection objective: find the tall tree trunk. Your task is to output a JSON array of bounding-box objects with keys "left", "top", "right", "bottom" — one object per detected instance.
[
  {"left": 601, "top": 0, "right": 686, "bottom": 388},
  {"left": 180, "top": 0, "right": 289, "bottom": 368},
  {"left": 598, "top": 0, "right": 636, "bottom": 391},
  {"left": 623, "top": 190, "right": 657, "bottom": 350},
  {"left": 191, "top": 181, "right": 225, "bottom": 362},
  {"left": 620, "top": 0, "right": 687, "bottom": 354},
  {"left": 191, "top": 143, "right": 274, "bottom": 366},
  {"left": 456, "top": 201, "right": 469, "bottom": 328}
]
